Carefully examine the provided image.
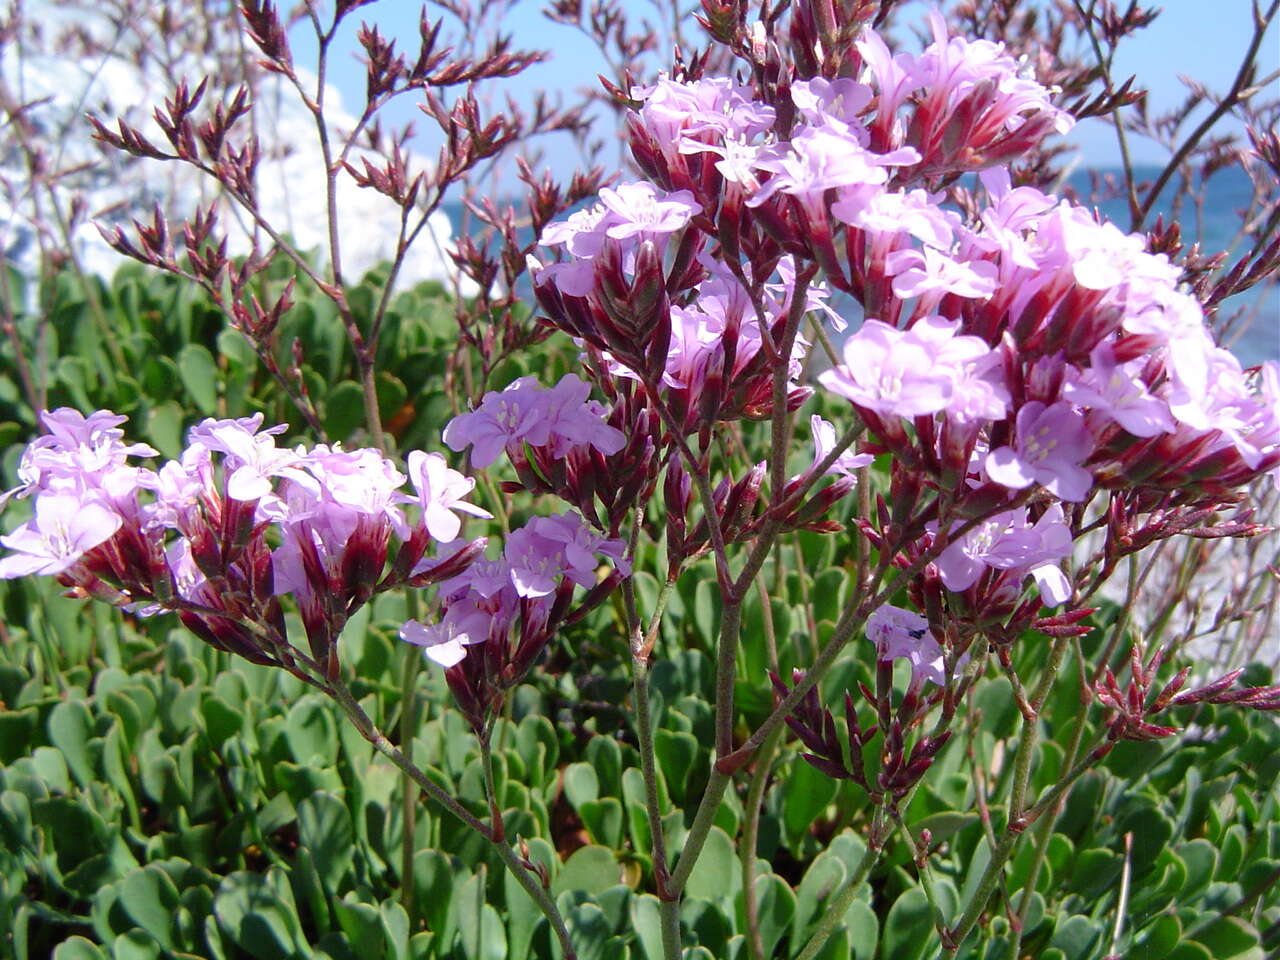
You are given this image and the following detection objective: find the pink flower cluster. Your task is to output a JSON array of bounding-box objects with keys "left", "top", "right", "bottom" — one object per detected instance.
[
  {"left": 525, "top": 8, "right": 1278, "bottom": 658},
  {"left": 0, "top": 409, "right": 491, "bottom": 675},
  {"left": 401, "top": 512, "right": 628, "bottom": 732}
]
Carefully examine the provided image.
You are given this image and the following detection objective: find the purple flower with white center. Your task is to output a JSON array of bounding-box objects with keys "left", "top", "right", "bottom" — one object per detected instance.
[
  {"left": 748, "top": 127, "right": 918, "bottom": 208},
  {"left": 865, "top": 603, "right": 949, "bottom": 687},
  {"left": 404, "top": 451, "right": 491, "bottom": 543},
  {"left": 933, "top": 505, "right": 1073, "bottom": 605},
  {"left": 633, "top": 75, "right": 774, "bottom": 146},
  {"left": 4, "top": 407, "right": 160, "bottom": 506},
  {"left": 763, "top": 255, "right": 846, "bottom": 332},
  {"left": 791, "top": 77, "right": 873, "bottom": 136},
  {"left": 834, "top": 187, "right": 958, "bottom": 249},
  {"left": 539, "top": 202, "right": 617, "bottom": 259},
  {"left": 401, "top": 616, "right": 482, "bottom": 669},
  {"left": 141, "top": 446, "right": 211, "bottom": 532},
  {"left": 0, "top": 492, "right": 121, "bottom": 578},
  {"left": 818, "top": 316, "right": 995, "bottom": 419},
  {"left": 444, "top": 378, "right": 554, "bottom": 468},
  {"left": 679, "top": 135, "right": 764, "bottom": 188},
  {"left": 504, "top": 512, "right": 628, "bottom": 598},
  {"left": 445, "top": 375, "right": 625, "bottom": 469},
  {"left": 947, "top": 347, "right": 1011, "bottom": 423},
  {"left": 598, "top": 181, "right": 702, "bottom": 240},
  {"left": 187, "top": 414, "right": 305, "bottom": 502},
  {"left": 809, "top": 416, "right": 874, "bottom": 478},
  {"left": 886, "top": 247, "right": 999, "bottom": 302},
  {"left": 302, "top": 445, "right": 405, "bottom": 515},
  {"left": 912, "top": 11, "right": 1073, "bottom": 134},
  {"left": 1062, "top": 342, "right": 1175, "bottom": 438},
  {"left": 541, "top": 375, "right": 627, "bottom": 459},
  {"left": 856, "top": 29, "right": 921, "bottom": 125},
  {"left": 986, "top": 401, "right": 1094, "bottom": 501}
]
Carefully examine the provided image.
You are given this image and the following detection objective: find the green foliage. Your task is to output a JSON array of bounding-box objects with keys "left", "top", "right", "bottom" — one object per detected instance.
[
  {"left": 1, "top": 558, "right": 1277, "bottom": 958},
  {"left": 0, "top": 259, "right": 470, "bottom": 455},
  {"left": 1, "top": 261, "right": 1277, "bottom": 959}
]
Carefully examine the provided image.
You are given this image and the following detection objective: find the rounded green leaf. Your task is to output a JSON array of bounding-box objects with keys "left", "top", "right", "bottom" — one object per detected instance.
[
  {"left": 551, "top": 846, "right": 620, "bottom": 898},
  {"left": 177, "top": 343, "right": 218, "bottom": 414},
  {"left": 52, "top": 937, "right": 107, "bottom": 960}
]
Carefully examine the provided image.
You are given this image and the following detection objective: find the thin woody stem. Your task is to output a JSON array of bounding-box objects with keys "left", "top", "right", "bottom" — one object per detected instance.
[{"left": 324, "top": 678, "right": 577, "bottom": 957}]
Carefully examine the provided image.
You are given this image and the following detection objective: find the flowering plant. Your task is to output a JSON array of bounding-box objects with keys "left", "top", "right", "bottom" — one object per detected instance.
[{"left": 2, "top": 1, "right": 1279, "bottom": 959}]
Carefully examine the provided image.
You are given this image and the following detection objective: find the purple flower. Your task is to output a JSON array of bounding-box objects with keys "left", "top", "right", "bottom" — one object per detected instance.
[
  {"left": 444, "top": 378, "right": 554, "bottom": 468},
  {"left": 4, "top": 407, "right": 158, "bottom": 506},
  {"left": 818, "top": 317, "right": 995, "bottom": 419},
  {"left": 504, "top": 512, "right": 628, "bottom": 598},
  {"left": 809, "top": 416, "right": 874, "bottom": 478},
  {"left": 444, "top": 375, "right": 625, "bottom": 469},
  {"left": 404, "top": 451, "right": 491, "bottom": 543},
  {"left": 748, "top": 126, "right": 918, "bottom": 209},
  {"left": 1062, "top": 342, "right": 1174, "bottom": 438},
  {"left": 886, "top": 247, "right": 999, "bottom": 302},
  {"left": 865, "top": 603, "right": 950, "bottom": 687},
  {"left": 986, "top": 402, "right": 1094, "bottom": 501},
  {"left": 0, "top": 492, "right": 121, "bottom": 578},
  {"left": 791, "top": 77, "right": 873, "bottom": 135},
  {"left": 633, "top": 75, "right": 775, "bottom": 147},
  {"left": 598, "top": 181, "right": 702, "bottom": 240},
  {"left": 187, "top": 414, "right": 304, "bottom": 502},
  {"left": 401, "top": 616, "right": 481, "bottom": 669},
  {"left": 933, "top": 505, "right": 1073, "bottom": 605},
  {"left": 833, "top": 187, "right": 958, "bottom": 249},
  {"left": 539, "top": 202, "right": 617, "bottom": 259}
]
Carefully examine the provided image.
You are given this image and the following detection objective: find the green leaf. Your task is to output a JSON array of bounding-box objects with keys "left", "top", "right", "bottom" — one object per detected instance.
[
  {"left": 52, "top": 938, "right": 107, "bottom": 960},
  {"left": 113, "top": 928, "right": 161, "bottom": 960},
  {"left": 297, "top": 792, "right": 354, "bottom": 892},
  {"left": 48, "top": 699, "right": 95, "bottom": 789},
  {"left": 685, "top": 827, "right": 739, "bottom": 905},
  {"left": 551, "top": 846, "right": 620, "bottom": 898},
  {"left": 325, "top": 381, "right": 366, "bottom": 441},
  {"left": 285, "top": 695, "right": 339, "bottom": 767},
  {"left": 563, "top": 762, "right": 600, "bottom": 810},
  {"left": 177, "top": 343, "right": 219, "bottom": 414},
  {"left": 585, "top": 736, "right": 622, "bottom": 796},
  {"left": 752, "top": 873, "right": 797, "bottom": 960},
  {"left": 653, "top": 730, "right": 699, "bottom": 806},
  {"left": 843, "top": 898, "right": 878, "bottom": 960},
  {"left": 146, "top": 401, "right": 186, "bottom": 459},
  {"left": 1048, "top": 915, "right": 1103, "bottom": 960},
  {"left": 120, "top": 866, "right": 180, "bottom": 950},
  {"left": 1193, "top": 917, "right": 1262, "bottom": 959},
  {"left": 579, "top": 797, "right": 624, "bottom": 849},
  {"left": 1178, "top": 838, "right": 1218, "bottom": 899},
  {"left": 562, "top": 901, "right": 611, "bottom": 960},
  {"left": 213, "top": 868, "right": 307, "bottom": 960},
  {"left": 782, "top": 759, "right": 838, "bottom": 848},
  {"left": 630, "top": 893, "right": 664, "bottom": 960},
  {"left": 333, "top": 896, "right": 381, "bottom": 949},
  {"left": 1133, "top": 913, "right": 1181, "bottom": 960},
  {"left": 882, "top": 888, "right": 932, "bottom": 960},
  {"left": 218, "top": 328, "right": 258, "bottom": 369}
]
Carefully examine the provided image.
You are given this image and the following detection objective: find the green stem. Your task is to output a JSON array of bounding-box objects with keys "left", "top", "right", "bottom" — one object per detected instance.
[
  {"left": 945, "top": 637, "right": 1078, "bottom": 956},
  {"left": 1008, "top": 654, "right": 1090, "bottom": 958},
  {"left": 325, "top": 679, "right": 577, "bottom": 957},
  {"left": 742, "top": 725, "right": 784, "bottom": 960},
  {"left": 399, "top": 642, "right": 420, "bottom": 921},
  {"left": 659, "top": 899, "right": 682, "bottom": 959},
  {"left": 794, "top": 809, "right": 888, "bottom": 960}
]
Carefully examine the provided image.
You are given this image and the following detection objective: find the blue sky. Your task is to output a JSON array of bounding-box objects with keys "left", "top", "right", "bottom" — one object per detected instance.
[{"left": 293, "top": 0, "right": 1278, "bottom": 179}]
